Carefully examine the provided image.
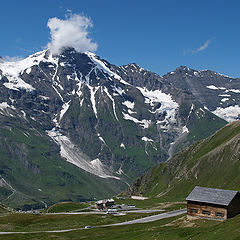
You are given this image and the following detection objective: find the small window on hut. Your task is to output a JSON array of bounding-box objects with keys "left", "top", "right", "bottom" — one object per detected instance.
[
  {"left": 215, "top": 212, "right": 224, "bottom": 217},
  {"left": 202, "top": 210, "right": 210, "bottom": 215},
  {"left": 190, "top": 208, "right": 198, "bottom": 213}
]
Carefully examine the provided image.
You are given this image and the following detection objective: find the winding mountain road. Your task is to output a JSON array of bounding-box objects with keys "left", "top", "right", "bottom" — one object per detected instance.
[{"left": 105, "top": 208, "right": 186, "bottom": 226}]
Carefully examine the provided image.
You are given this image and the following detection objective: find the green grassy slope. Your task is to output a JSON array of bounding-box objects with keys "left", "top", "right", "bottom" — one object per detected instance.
[
  {"left": 1, "top": 213, "right": 240, "bottom": 239},
  {"left": 0, "top": 118, "right": 126, "bottom": 209},
  {"left": 46, "top": 202, "right": 90, "bottom": 213},
  {"left": 126, "top": 121, "right": 240, "bottom": 201}
]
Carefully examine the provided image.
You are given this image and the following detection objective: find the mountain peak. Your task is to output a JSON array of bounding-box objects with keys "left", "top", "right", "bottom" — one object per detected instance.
[
  {"left": 165, "top": 66, "right": 203, "bottom": 77},
  {"left": 0, "top": 47, "right": 234, "bottom": 209},
  {"left": 175, "top": 65, "right": 194, "bottom": 72},
  {"left": 120, "top": 62, "right": 145, "bottom": 72}
]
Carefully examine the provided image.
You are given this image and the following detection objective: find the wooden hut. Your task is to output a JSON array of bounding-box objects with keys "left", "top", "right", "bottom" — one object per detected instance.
[{"left": 186, "top": 186, "right": 240, "bottom": 220}]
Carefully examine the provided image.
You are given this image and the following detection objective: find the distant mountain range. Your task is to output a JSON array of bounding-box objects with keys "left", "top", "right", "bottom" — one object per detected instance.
[
  {"left": 0, "top": 47, "right": 238, "bottom": 208},
  {"left": 163, "top": 66, "right": 240, "bottom": 122}
]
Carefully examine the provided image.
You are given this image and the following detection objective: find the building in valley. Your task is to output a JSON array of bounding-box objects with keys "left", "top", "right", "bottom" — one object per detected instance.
[
  {"left": 186, "top": 186, "right": 240, "bottom": 220},
  {"left": 95, "top": 199, "right": 115, "bottom": 210}
]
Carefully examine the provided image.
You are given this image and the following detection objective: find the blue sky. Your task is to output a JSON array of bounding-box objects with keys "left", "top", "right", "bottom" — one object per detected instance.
[{"left": 1, "top": 0, "right": 240, "bottom": 77}]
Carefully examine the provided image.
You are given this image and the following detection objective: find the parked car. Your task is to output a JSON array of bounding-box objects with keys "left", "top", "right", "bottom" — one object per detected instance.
[
  {"left": 106, "top": 209, "right": 118, "bottom": 214},
  {"left": 84, "top": 226, "right": 93, "bottom": 229}
]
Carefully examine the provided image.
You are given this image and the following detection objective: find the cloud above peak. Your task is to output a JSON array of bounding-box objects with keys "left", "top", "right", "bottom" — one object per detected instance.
[{"left": 47, "top": 13, "right": 98, "bottom": 55}]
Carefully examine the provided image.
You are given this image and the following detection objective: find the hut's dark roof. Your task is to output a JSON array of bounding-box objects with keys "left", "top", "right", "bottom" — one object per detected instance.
[{"left": 186, "top": 186, "right": 238, "bottom": 206}]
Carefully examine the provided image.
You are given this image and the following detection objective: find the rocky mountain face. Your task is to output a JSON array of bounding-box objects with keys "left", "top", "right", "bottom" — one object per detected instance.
[
  {"left": 125, "top": 121, "right": 240, "bottom": 201},
  {"left": 163, "top": 66, "right": 240, "bottom": 122},
  {"left": 0, "top": 48, "right": 229, "bottom": 208}
]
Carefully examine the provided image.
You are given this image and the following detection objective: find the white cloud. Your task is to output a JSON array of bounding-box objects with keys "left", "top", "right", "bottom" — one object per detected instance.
[
  {"left": 47, "top": 13, "right": 98, "bottom": 55},
  {"left": 192, "top": 38, "right": 214, "bottom": 53}
]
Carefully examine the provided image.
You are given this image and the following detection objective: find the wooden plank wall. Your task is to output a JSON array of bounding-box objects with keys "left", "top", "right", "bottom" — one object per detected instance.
[{"left": 187, "top": 201, "right": 227, "bottom": 220}]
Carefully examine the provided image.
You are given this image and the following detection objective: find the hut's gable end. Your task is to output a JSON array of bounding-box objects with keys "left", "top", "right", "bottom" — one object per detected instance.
[{"left": 227, "top": 192, "right": 240, "bottom": 218}]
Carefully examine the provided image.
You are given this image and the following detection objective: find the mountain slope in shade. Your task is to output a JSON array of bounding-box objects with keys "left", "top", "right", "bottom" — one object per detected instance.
[
  {"left": 0, "top": 48, "right": 228, "bottom": 208},
  {"left": 125, "top": 121, "right": 240, "bottom": 201}
]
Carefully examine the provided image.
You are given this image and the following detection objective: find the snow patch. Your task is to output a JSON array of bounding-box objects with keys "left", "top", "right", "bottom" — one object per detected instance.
[
  {"left": 104, "top": 87, "right": 119, "bottom": 121},
  {"left": 88, "top": 86, "right": 100, "bottom": 119},
  {"left": 21, "top": 110, "right": 27, "bottom": 120},
  {"left": 122, "top": 101, "right": 134, "bottom": 109},
  {"left": 182, "top": 126, "right": 189, "bottom": 133},
  {"left": 229, "top": 89, "right": 240, "bottom": 94},
  {"left": 188, "top": 104, "right": 194, "bottom": 119},
  {"left": 219, "top": 87, "right": 226, "bottom": 90},
  {"left": 120, "top": 143, "right": 125, "bottom": 149},
  {"left": 52, "top": 85, "right": 64, "bottom": 102},
  {"left": 137, "top": 87, "right": 178, "bottom": 127},
  {"left": 86, "top": 52, "right": 129, "bottom": 85},
  {"left": 194, "top": 71, "right": 199, "bottom": 76},
  {"left": 206, "top": 85, "right": 232, "bottom": 92},
  {"left": 213, "top": 105, "right": 240, "bottom": 122},
  {"left": 0, "top": 102, "right": 14, "bottom": 110},
  {"left": 117, "top": 166, "right": 124, "bottom": 175},
  {"left": 80, "top": 98, "right": 84, "bottom": 106},
  {"left": 59, "top": 101, "right": 71, "bottom": 120},
  {"left": 30, "top": 116, "right": 36, "bottom": 121},
  {"left": 114, "top": 86, "right": 124, "bottom": 95},
  {"left": 206, "top": 85, "right": 219, "bottom": 90},
  {"left": 123, "top": 113, "right": 151, "bottom": 128},
  {"left": 75, "top": 73, "right": 83, "bottom": 98},
  {"left": 128, "top": 109, "right": 136, "bottom": 114},
  {"left": 221, "top": 98, "right": 229, "bottom": 103},
  {"left": 219, "top": 94, "right": 230, "bottom": 97},
  {"left": 39, "top": 95, "right": 50, "bottom": 100},
  {"left": 141, "top": 137, "right": 153, "bottom": 142},
  {"left": 0, "top": 49, "right": 58, "bottom": 91},
  {"left": 0, "top": 102, "right": 16, "bottom": 116},
  {"left": 26, "top": 68, "right": 31, "bottom": 74},
  {"left": 97, "top": 133, "right": 107, "bottom": 145}
]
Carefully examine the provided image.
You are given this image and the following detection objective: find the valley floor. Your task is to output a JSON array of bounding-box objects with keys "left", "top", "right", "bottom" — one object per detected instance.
[
  {"left": 0, "top": 208, "right": 186, "bottom": 236},
  {"left": 0, "top": 200, "right": 240, "bottom": 240},
  {"left": 0, "top": 198, "right": 240, "bottom": 240}
]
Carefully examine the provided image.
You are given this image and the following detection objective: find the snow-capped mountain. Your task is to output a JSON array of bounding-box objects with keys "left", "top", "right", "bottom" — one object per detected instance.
[
  {"left": 164, "top": 66, "right": 240, "bottom": 122},
  {"left": 0, "top": 48, "right": 228, "bottom": 208}
]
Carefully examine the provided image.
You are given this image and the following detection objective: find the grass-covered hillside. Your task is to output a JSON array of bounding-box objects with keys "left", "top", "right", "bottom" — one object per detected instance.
[
  {"left": 126, "top": 121, "right": 240, "bottom": 201},
  {"left": 0, "top": 117, "right": 126, "bottom": 210}
]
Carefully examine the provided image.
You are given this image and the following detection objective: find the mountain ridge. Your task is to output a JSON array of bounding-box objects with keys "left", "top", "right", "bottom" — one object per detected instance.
[{"left": 0, "top": 48, "right": 233, "bottom": 208}]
